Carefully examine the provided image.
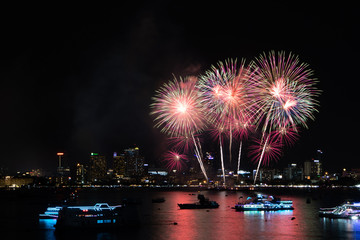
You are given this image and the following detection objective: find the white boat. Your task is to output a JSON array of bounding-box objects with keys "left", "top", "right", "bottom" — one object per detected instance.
[
  {"left": 234, "top": 194, "right": 294, "bottom": 211},
  {"left": 55, "top": 203, "right": 139, "bottom": 230},
  {"left": 319, "top": 202, "right": 360, "bottom": 219}
]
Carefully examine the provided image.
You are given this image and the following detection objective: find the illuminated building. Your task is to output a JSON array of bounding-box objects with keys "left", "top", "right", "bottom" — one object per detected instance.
[
  {"left": 284, "top": 164, "right": 303, "bottom": 181},
  {"left": 304, "top": 159, "right": 322, "bottom": 180},
  {"left": 124, "top": 147, "right": 145, "bottom": 177},
  {"left": 342, "top": 168, "right": 360, "bottom": 180},
  {"left": 113, "top": 152, "right": 126, "bottom": 178},
  {"left": 76, "top": 163, "right": 85, "bottom": 184},
  {"left": 303, "top": 150, "right": 323, "bottom": 180},
  {"left": 259, "top": 168, "right": 275, "bottom": 182},
  {"left": 204, "top": 152, "right": 217, "bottom": 177},
  {"left": 56, "top": 152, "right": 70, "bottom": 185},
  {"left": 89, "top": 153, "right": 106, "bottom": 182},
  {"left": 0, "top": 176, "right": 34, "bottom": 188}
]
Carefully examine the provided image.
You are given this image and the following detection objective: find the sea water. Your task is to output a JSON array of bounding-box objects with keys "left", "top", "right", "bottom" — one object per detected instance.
[{"left": 2, "top": 187, "right": 360, "bottom": 239}]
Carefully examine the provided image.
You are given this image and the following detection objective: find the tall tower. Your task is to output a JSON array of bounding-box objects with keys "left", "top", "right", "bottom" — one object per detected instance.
[
  {"left": 76, "top": 163, "right": 85, "bottom": 184},
  {"left": 56, "top": 152, "right": 70, "bottom": 185},
  {"left": 57, "top": 152, "right": 64, "bottom": 174}
]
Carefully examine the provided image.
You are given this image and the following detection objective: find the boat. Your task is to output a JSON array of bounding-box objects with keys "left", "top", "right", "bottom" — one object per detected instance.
[
  {"left": 319, "top": 202, "right": 360, "bottom": 219},
  {"left": 152, "top": 197, "right": 165, "bottom": 203},
  {"left": 55, "top": 203, "right": 140, "bottom": 230},
  {"left": 234, "top": 194, "right": 294, "bottom": 211},
  {"left": 178, "top": 194, "right": 219, "bottom": 209},
  {"left": 39, "top": 206, "right": 62, "bottom": 219}
]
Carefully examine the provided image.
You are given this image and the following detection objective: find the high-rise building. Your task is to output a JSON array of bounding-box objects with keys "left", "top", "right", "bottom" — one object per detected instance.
[
  {"left": 304, "top": 161, "right": 312, "bottom": 179},
  {"left": 56, "top": 152, "right": 70, "bottom": 185},
  {"left": 124, "top": 147, "right": 145, "bottom": 177},
  {"left": 284, "top": 163, "right": 303, "bottom": 181},
  {"left": 258, "top": 168, "right": 275, "bottom": 182},
  {"left": 312, "top": 159, "right": 322, "bottom": 177},
  {"left": 304, "top": 159, "right": 322, "bottom": 180},
  {"left": 57, "top": 152, "right": 70, "bottom": 176},
  {"left": 113, "top": 152, "right": 126, "bottom": 178},
  {"left": 89, "top": 153, "right": 106, "bottom": 182},
  {"left": 76, "top": 163, "right": 85, "bottom": 184}
]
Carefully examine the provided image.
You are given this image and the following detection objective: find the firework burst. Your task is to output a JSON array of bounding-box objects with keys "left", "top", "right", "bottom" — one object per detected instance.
[
  {"left": 272, "top": 122, "right": 299, "bottom": 147},
  {"left": 151, "top": 51, "right": 320, "bottom": 186},
  {"left": 151, "top": 76, "right": 207, "bottom": 138},
  {"left": 162, "top": 150, "right": 187, "bottom": 171},
  {"left": 151, "top": 76, "right": 209, "bottom": 181},
  {"left": 249, "top": 51, "right": 320, "bottom": 132},
  {"left": 249, "top": 134, "right": 283, "bottom": 166},
  {"left": 197, "top": 59, "right": 253, "bottom": 184},
  {"left": 249, "top": 51, "right": 320, "bottom": 183},
  {"left": 197, "top": 59, "right": 252, "bottom": 125}
]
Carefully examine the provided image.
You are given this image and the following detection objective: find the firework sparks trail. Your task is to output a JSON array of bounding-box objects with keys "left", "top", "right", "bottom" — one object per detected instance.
[
  {"left": 253, "top": 135, "right": 269, "bottom": 183},
  {"left": 151, "top": 76, "right": 209, "bottom": 181},
  {"left": 237, "top": 140, "right": 242, "bottom": 175},
  {"left": 250, "top": 51, "right": 320, "bottom": 183},
  {"left": 192, "top": 134, "right": 208, "bottom": 181},
  {"left": 233, "top": 118, "right": 253, "bottom": 174},
  {"left": 219, "top": 133, "right": 226, "bottom": 185},
  {"left": 196, "top": 137, "right": 204, "bottom": 160}
]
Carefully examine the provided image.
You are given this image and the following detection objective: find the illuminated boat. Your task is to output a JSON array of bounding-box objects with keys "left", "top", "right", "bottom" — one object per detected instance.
[
  {"left": 55, "top": 203, "right": 139, "bottom": 230},
  {"left": 319, "top": 202, "right": 360, "bottom": 219},
  {"left": 178, "top": 194, "right": 219, "bottom": 209},
  {"left": 39, "top": 206, "right": 62, "bottom": 219},
  {"left": 234, "top": 194, "right": 294, "bottom": 211}
]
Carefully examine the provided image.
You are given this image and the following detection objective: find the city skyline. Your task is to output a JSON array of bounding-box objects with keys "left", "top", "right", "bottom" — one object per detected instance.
[{"left": 0, "top": 3, "right": 357, "bottom": 173}]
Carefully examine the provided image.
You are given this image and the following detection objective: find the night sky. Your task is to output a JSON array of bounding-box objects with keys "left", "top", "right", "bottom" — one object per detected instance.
[{"left": 0, "top": 3, "right": 357, "bottom": 173}]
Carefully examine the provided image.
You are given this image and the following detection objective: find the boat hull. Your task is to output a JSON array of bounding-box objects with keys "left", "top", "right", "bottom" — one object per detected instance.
[
  {"left": 55, "top": 204, "right": 140, "bottom": 230},
  {"left": 235, "top": 205, "right": 294, "bottom": 211},
  {"left": 178, "top": 203, "right": 219, "bottom": 209},
  {"left": 178, "top": 194, "right": 219, "bottom": 209},
  {"left": 235, "top": 201, "right": 294, "bottom": 211}
]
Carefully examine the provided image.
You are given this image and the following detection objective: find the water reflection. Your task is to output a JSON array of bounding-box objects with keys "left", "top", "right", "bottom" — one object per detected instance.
[
  {"left": 321, "top": 218, "right": 360, "bottom": 239},
  {"left": 39, "top": 219, "right": 56, "bottom": 230},
  {"left": 29, "top": 190, "right": 360, "bottom": 239}
]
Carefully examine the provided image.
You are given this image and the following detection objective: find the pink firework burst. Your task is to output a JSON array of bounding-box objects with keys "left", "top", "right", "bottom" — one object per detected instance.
[
  {"left": 197, "top": 59, "right": 252, "bottom": 125},
  {"left": 272, "top": 122, "right": 299, "bottom": 147},
  {"left": 162, "top": 151, "right": 187, "bottom": 171},
  {"left": 232, "top": 115, "right": 254, "bottom": 140},
  {"left": 249, "top": 134, "right": 283, "bottom": 166},
  {"left": 249, "top": 51, "right": 320, "bottom": 132},
  {"left": 150, "top": 76, "right": 207, "bottom": 137}
]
